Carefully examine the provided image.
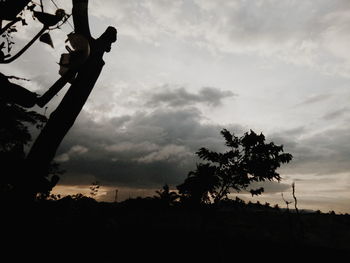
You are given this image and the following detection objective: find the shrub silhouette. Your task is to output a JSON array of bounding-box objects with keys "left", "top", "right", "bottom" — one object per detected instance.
[
  {"left": 177, "top": 163, "right": 218, "bottom": 206},
  {"left": 177, "top": 129, "right": 293, "bottom": 206},
  {"left": 153, "top": 184, "right": 179, "bottom": 207}
]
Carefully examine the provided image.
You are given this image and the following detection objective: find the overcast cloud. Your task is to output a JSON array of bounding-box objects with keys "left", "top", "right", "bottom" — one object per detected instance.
[{"left": 2, "top": 0, "right": 350, "bottom": 213}]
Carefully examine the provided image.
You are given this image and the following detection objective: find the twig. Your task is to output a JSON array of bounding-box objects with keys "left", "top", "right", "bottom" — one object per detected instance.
[
  {"left": 292, "top": 182, "right": 299, "bottom": 214},
  {"left": 1, "top": 26, "right": 47, "bottom": 64},
  {"left": 281, "top": 193, "right": 292, "bottom": 211},
  {"left": 0, "top": 17, "right": 21, "bottom": 35},
  {"left": 292, "top": 182, "right": 305, "bottom": 240}
]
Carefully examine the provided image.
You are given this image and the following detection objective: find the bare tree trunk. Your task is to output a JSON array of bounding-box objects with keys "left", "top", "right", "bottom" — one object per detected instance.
[{"left": 23, "top": 0, "right": 116, "bottom": 197}]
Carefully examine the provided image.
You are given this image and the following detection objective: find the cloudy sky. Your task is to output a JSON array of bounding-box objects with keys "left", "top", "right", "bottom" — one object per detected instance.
[{"left": 2, "top": 0, "right": 350, "bottom": 213}]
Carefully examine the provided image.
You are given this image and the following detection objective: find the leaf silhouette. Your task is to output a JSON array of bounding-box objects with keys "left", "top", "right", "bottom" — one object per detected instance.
[{"left": 39, "top": 32, "right": 54, "bottom": 48}]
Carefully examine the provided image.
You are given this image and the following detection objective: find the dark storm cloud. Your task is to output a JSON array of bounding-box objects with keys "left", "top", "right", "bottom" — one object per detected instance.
[
  {"left": 55, "top": 107, "right": 243, "bottom": 188},
  {"left": 144, "top": 86, "right": 236, "bottom": 108},
  {"left": 53, "top": 106, "right": 296, "bottom": 195}
]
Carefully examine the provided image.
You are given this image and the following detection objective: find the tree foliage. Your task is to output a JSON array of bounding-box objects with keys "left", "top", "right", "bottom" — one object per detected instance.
[
  {"left": 0, "top": 98, "right": 47, "bottom": 195},
  {"left": 177, "top": 129, "right": 293, "bottom": 205},
  {"left": 0, "top": 100, "right": 46, "bottom": 153},
  {"left": 0, "top": 97, "right": 64, "bottom": 199}
]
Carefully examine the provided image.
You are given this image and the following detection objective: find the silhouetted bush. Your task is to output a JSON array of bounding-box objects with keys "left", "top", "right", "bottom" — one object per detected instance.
[{"left": 153, "top": 184, "right": 179, "bottom": 207}]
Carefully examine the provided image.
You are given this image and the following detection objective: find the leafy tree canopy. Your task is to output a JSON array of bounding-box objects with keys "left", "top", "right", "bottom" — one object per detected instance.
[{"left": 177, "top": 129, "right": 293, "bottom": 206}]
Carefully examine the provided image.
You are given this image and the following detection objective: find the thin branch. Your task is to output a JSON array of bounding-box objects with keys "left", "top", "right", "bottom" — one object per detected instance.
[
  {"left": 292, "top": 182, "right": 299, "bottom": 214},
  {"left": 48, "top": 14, "right": 72, "bottom": 30},
  {"left": 40, "top": 0, "right": 44, "bottom": 12},
  {"left": 292, "top": 182, "right": 305, "bottom": 239},
  {"left": 0, "top": 17, "right": 21, "bottom": 35},
  {"left": 1, "top": 26, "right": 47, "bottom": 64},
  {"left": 281, "top": 192, "right": 292, "bottom": 210}
]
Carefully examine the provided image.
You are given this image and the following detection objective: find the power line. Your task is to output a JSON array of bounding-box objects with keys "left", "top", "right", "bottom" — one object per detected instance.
[
  {"left": 66, "top": 16, "right": 74, "bottom": 31},
  {"left": 48, "top": 0, "right": 74, "bottom": 31},
  {"left": 50, "top": 0, "right": 59, "bottom": 10}
]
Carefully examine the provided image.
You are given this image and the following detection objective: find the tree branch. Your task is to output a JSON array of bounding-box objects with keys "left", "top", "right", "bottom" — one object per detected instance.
[
  {"left": 36, "top": 69, "right": 78, "bottom": 107},
  {"left": 72, "top": 0, "right": 91, "bottom": 38}
]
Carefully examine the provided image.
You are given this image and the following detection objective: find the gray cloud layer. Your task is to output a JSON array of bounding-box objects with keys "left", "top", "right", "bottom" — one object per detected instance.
[
  {"left": 4, "top": 0, "right": 350, "bottom": 211},
  {"left": 145, "top": 86, "right": 235, "bottom": 107}
]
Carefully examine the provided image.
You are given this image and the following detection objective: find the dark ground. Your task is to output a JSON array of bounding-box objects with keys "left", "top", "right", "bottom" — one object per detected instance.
[{"left": 2, "top": 197, "right": 349, "bottom": 262}]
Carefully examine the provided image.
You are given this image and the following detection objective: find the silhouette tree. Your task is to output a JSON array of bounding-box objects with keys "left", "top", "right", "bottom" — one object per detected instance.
[
  {"left": 24, "top": 0, "right": 117, "bottom": 199},
  {"left": 177, "top": 163, "right": 218, "bottom": 206},
  {"left": 1, "top": 0, "right": 117, "bottom": 199},
  {"left": 177, "top": 129, "right": 293, "bottom": 206}
]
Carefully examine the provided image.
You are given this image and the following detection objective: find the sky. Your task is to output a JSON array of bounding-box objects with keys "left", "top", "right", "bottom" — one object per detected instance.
[{"left": 2, "top": 0, "right": 350, "bottom": 213}]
